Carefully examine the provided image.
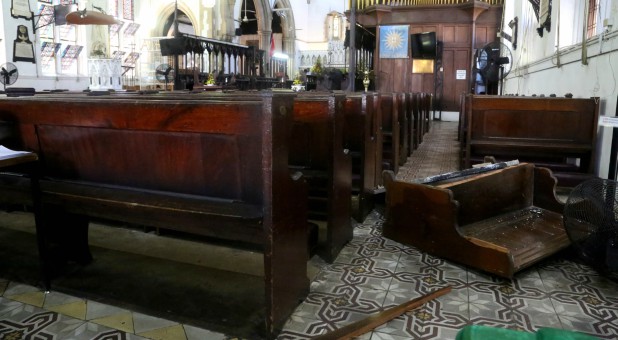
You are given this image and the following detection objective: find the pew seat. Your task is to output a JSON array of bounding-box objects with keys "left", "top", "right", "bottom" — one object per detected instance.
[{"left": 383, "top": 163, "right": 570, "bottom": 278}]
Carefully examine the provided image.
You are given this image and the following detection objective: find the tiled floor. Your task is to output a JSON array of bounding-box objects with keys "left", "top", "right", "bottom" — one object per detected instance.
[{"left": 1, "top": 121, "right": 617, "bottom": 339}]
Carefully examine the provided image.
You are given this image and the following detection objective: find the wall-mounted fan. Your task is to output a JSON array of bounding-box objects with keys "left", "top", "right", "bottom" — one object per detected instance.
[
  {"left": 155, "top": 63, "right": 174, "bottom": 90},
  {"left": 0, "top": 62, "right": 19, "bottom": 91},
  {"left": 475, "top": 41, "right": 512, "bottom": 95}
]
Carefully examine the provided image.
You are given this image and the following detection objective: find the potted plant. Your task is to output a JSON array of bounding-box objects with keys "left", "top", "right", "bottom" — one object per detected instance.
[
  {"left": 291, "top": 73, "right": 304, "bottom": 92},
  {"left": 205, "top": 73, "right": 215, "bottom": 86},
  {"left": 306, "top": 57, "right": 323, "bottom": 90}
]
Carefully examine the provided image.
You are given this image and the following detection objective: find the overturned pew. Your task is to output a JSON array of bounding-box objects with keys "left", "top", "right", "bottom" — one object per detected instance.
[{"left": 383, "top": 163, "right": 570, "bottom": 278}]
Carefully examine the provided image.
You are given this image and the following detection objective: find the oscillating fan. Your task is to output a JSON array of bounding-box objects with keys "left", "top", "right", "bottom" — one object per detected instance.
[
  {"left": 563, "top": 178, "right": 618, "bottom": 278},
  {"left": 0, "top": 62, "right": 19, "bottom": 91},
  {"left": 477, "top": 41, "right": 512, "bottom": 84},
  {"left": 155, "top": 63, "right": 174, "bottom": 90}
]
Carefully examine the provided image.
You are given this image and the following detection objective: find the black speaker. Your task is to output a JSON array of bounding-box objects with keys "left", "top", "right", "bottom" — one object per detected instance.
[
  {"left": 235, "top": 28, "right": 242, "bottom": 36},
  {"left": 54, "top": 4, "right": 77, "bottom": 26},
  {"left": 410, "top": 32, "right": 437, "bottom": 59}
]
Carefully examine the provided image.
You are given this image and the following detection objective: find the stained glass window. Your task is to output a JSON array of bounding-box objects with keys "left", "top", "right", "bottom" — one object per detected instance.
[
  {"left": 58, "top": 24, "right": 76, "bottom": 41},
  {"left": 122, "top": 0, "right": 133, "bottom": 20},
  {"left": 36, "top": 4, "right": 54, "bottom": 37},
  {"left": 37, "top": 1, "right": 84, "bottom": 76},
  {"left": 40, "top": 41, "right": 61, "bottom": 70},
  {"left": 124, "top": 23, "right": 140, "bottom": 37},
  {"left": 587, "top": 0, "right": 600, "bottom": 38},
  {"left": 112, "top": 50, "right": 126, "bottom": 61},
  {"left": 110, "top": 21, "right": 125, "bottom": 39},
  {"left": 61, "top": 45, "right": 83, "bottom": 70},
  {"left": 123, "top": 52, "right": 140, "bottom": 68},
  {"left": 109, "top": 0, "right": 119, "bottom": 17}
]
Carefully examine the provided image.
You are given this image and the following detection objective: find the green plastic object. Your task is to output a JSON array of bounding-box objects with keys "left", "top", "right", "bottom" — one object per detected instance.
[{"left": 456, "top": 325, "right": 600, "bottom": 340}]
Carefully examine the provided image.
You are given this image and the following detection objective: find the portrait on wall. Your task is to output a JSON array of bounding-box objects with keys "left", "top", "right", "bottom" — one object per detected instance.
[
  {"left": 11, "top": 0, "right": 33, "bottom": 20},
  {"left": 13, "top": 25, "right": 36, "bottom": 63},
  {"left": 379, "top": 25, "right": 409, "bottom": 59}
]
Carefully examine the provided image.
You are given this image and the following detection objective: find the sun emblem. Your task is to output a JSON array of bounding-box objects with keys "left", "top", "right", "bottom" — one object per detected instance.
[{"left": 384, "top": 30, "right": 404, "bottom": 51}]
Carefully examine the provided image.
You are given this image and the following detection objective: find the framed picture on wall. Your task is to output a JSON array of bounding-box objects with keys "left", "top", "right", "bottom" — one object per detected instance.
[
  {"left": 379, "top": 25, "right": 409, "bottom": 59},
  {"left": 11, "top": 0, "right": 33, "bottom": 20},
  {"left": 13, "top": 25, "right": 35, "bottom": 63}
]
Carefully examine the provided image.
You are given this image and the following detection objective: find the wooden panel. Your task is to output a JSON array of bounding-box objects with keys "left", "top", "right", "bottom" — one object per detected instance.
[
  {"left": 393, "top": 59, "right": 409, "bottom": 92},
  {"left": 455, "top": 25, "right": 471, "bottom": 44},
  {"left": 410, "top": 26, "right": 425, "bottom": 34},
  {"left": 446, "top": 164, "right": 534, "bottom": 226},
  {"left": 441, "top": 48, "right": 470, "bottom": 111},
  {"left": 3, "top": 99, "right": 262, "bottom": 135},
  {"left": 442, "top": 25, "right": 456, "bottom": 43},
  {"left": 378, "top": 60, "right": 395, "bottom": 93},
  {"left": 37, "top": 125, "right": 246, "bottom": 199},
  {"left": 475, "top": 26, "right": 490, "bottom": 49}
]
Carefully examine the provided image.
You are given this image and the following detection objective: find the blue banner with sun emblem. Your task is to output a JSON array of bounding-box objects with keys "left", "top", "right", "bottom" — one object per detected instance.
[{"left": 379, "top": 25, "right": 409, "bottom": 59}]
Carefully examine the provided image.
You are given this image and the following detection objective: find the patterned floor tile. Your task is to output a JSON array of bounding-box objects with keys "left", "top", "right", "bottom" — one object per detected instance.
[
  {"left": 0, "top": 297, "right": 25, "bottom": 319},
  {"left": 133, "top": 311, "right": 180, "bottom": 334},
  {"left": 47, "top": 300, "right": 87, "bottom": 320},
  {"left": 183, "top": 324, "right": 227, "bottom": 340},
  {"left": 85, "top": 300, "right": 132, "bottom": 321},
  {"left": 137, "top": 323, "right": 187, "bottom": 340},
  {"left": 91, "top": 311, "right": 134, "bottom": 333},
  {"left": 291, "top": 288, "right": 386, "bottom": 325},
  {"left": 510, "top": 309, "right": 562, "bottom": 332},
  {"left": 0, "top": 279, "right": 7, "bottom": 296},
  {"left": 0, "top": 304, "right": 81, "bottom": 340},
  {"left": 59, "top": 321, "right": 145, "bottom": 340},
  {"left": 3, "top": 282, "right": 40, "bottom": 297},
  {"left": 43, "top": 290, "right": 85, "bottom": 309},
  {"left": 278, "top": 317, "right": 333, "bottom": 339},
  {"left": 370, "top": 331, "right": 417, "bottom": 340}
]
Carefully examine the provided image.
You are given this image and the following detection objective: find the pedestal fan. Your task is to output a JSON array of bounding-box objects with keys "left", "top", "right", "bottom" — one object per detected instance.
[
  {"left": 0, "top": 62, "right": 19, "bottom": 91},
  {"left": 564, "top": 178, "right": 618, "bottom": 280}
]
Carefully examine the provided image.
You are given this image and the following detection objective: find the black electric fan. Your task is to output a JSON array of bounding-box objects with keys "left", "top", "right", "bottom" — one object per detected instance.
[
  {"left": 563, "top": 178, "right": 618, "bottom": 279},
  {"left": 0, "top": 62, "right": 19, "bottom": 91},
  {"left": 476, "top": 41, "right": 512, "bottom": 95},
  {"left": 155, "top": 63, "right": 174, "bottom": 90}
]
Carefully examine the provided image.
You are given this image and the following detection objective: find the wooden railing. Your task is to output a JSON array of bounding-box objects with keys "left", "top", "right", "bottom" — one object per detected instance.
[{"left": 352, "top": 0, "right": 503, "bottom": 10}]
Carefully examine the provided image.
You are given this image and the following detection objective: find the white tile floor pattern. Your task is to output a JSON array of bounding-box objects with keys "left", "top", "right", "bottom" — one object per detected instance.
[{"left": 1, "top": 121, "right": 616, "bottom": 339}]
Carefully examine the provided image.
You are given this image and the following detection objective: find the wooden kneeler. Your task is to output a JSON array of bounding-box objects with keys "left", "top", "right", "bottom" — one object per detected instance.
[{"left": 0, "top": 146, "right": 50, "bottom": 290}]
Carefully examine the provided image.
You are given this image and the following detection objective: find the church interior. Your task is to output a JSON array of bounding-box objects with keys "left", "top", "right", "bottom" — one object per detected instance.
[{"left": 1, "top": 0, "right": 618, "bottom": 339}]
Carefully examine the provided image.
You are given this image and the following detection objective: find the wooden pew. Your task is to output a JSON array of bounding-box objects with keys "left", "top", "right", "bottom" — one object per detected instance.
[
  {"left": 462, "top": 95, "right": 600, "bottom": 187},
  {"left": 107, "top": 90, "right": 353, "bottom": 261},
  {"left": 291, "top": 93, "right": 352, "bottom": 262},
  {"left": 343, "top": 92, "right": 381, "bottom": 222},
  {"left": 410, "top": 92, "right": 430, "bottom": 150},
  {"left": 383, "top": 163, "right": 569, "bottom": 278},
  {"left": 0, "top": 92, "right": 308, "bottom": 337},
  {"left": 380, "top": 93, "right": 400, "bottom": 175},
  {"left": 37, "top": 90, "right": 355, "bottom": 262},
  {"left": 398, "top": 93, "right": 411, "bottom": 166}
]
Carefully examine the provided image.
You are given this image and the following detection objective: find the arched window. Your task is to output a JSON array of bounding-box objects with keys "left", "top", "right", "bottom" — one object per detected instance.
[{"left": 327, "top": 12, "right": 344, "bottom": 41}]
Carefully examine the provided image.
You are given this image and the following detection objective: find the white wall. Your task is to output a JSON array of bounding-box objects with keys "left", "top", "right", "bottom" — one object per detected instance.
[
  {"left": 503, "top": 0, "right": 618, "bottom": 179},
  {"left": 0, "top": 3, "right": 6, "bottom": 65},
  {"left": 0, "top": 0, "right": 92, "bottom": 91}
]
